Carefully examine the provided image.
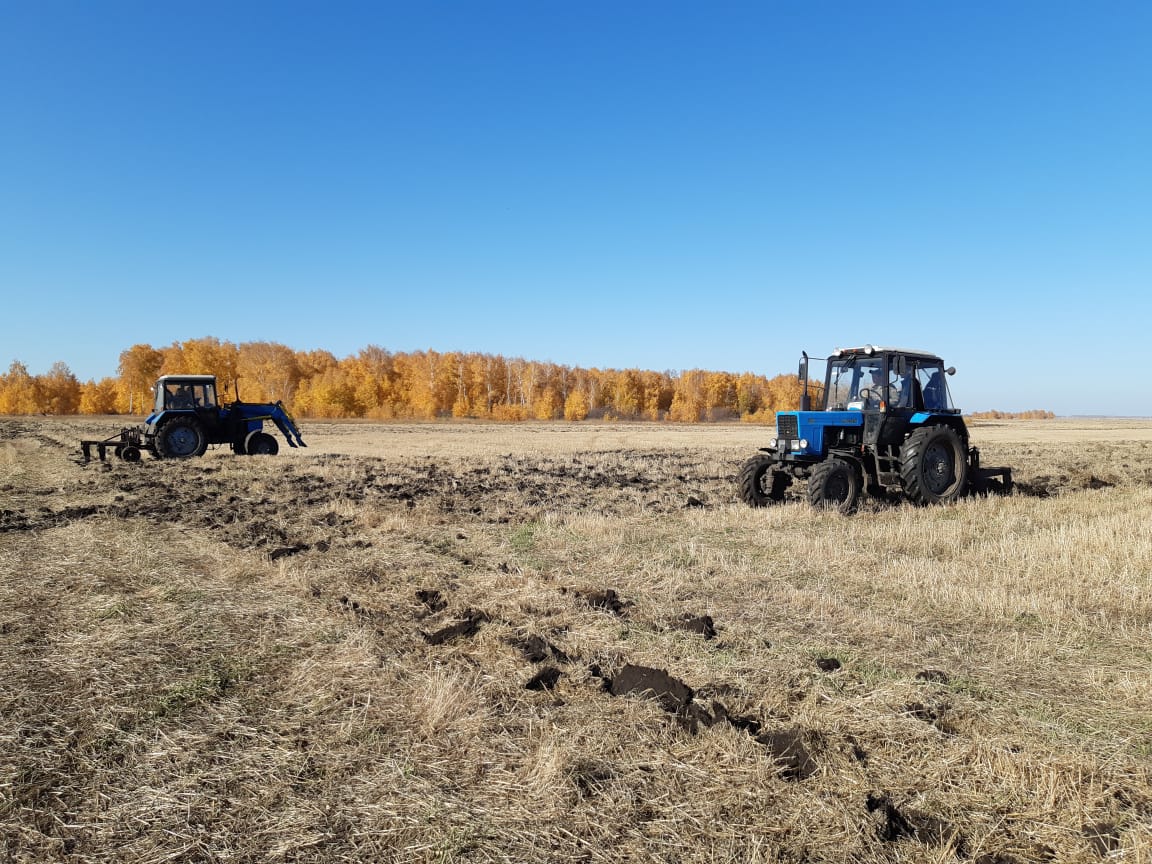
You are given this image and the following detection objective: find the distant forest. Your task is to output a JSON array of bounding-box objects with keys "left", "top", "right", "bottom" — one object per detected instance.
[
  {"left": 0, "top": 338, "right": 803, "bottom": 421},
  {"left": 0, "top": 338, "right": 1053, "bottom": 421}
]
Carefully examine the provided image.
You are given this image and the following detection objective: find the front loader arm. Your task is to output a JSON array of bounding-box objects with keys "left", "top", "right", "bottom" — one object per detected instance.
[{"left": 269, "top": 402, "right": 306, "bottom": 448}]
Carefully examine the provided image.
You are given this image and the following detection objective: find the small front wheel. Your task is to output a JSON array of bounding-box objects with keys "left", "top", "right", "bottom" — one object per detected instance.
[
  {"left": 244, "top": 431, "right": 279, "bottom": 456},
  {"left": 737, "top": 454, "right": 791, "bottom": 507},
  {"left": 807, "top": 458, "right": 862, "bottom": 514}
]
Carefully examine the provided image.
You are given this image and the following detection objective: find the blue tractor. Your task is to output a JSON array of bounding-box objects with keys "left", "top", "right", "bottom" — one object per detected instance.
[
  {"left": 81, "top": 374, "right": 306, "bottom": 462},
  {"left": 738, "top": 345, "right": 1011, "bottom": 513}
]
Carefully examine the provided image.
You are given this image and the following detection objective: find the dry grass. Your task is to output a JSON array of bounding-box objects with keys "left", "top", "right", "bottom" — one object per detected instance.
[{"left": 3, "top": 416, "right": 1152, "bottom": 862}]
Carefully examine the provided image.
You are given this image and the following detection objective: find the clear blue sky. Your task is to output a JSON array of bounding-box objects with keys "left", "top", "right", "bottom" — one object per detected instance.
[{"left": 2, "top": 1, "right": 1149, "bottom": 415}]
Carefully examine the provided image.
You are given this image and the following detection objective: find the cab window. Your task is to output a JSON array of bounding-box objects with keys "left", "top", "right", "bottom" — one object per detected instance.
[
  {"left": 162, "top": 382, "right": 216, "bottom": 410},
  {"left": 916, "top": 364, "right": 951, "bottom": 411}
]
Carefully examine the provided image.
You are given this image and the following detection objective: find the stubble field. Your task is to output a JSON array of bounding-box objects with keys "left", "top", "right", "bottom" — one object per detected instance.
[{"left": 3, "top": 416, "right": 1152, "bottom": 863}]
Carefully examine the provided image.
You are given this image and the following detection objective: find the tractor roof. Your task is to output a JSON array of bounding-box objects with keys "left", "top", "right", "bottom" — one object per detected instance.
[
  {"left": 831, "top": 345, "right": 943, "bottom": 362},
  {"left": 157, "top": 374, "right": 217, "bottom": 384}
]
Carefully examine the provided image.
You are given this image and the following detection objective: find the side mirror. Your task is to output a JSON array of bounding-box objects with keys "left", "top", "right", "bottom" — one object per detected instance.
[
  {"left": 896, "top": 356, "right": 907, "bottom": 376},
  {"left": 945, "top": 367, "right": 956, "bottom": 376}
]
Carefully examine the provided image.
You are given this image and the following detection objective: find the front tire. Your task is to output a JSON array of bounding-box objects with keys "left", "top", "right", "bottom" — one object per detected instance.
[
  {"left": 900, "top": 425, "right": 969, "bottom": 504},
  {"left": 807, "top": 458, "right": 862, "bottom": 514},
  {"left": 154, "top": 416, "right": 207, "bottom": 459},
  {"left": 738, "top": 454, "right": 790, "bottom": 507},
  {"left": 244, "top": 431, "right": 279, "bottom": 456}
]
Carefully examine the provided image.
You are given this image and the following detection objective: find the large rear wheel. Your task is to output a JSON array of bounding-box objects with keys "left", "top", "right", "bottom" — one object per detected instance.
[
  {"left": 900, "top": 425, "right": 969, "bottom": 504},
  {"left": 807, "top": 458, "right": 862, "bottom": 514},
  {"left": 738, "top": 454, "right": 790, "bottom": 507},
  {"left": 154, "top": 416, "right": 207, "bottom": 459}
]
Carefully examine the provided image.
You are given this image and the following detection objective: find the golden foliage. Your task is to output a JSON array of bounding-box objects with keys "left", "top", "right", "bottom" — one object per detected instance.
[
  {"left": 0, "top": 361, "right": 41, "bottom": 414},
  {"left": 563, "top": 389, "right": 589, "bottom": 421},
  {"left": 0, "top": 339, "right": 820, "bottom": 421}
]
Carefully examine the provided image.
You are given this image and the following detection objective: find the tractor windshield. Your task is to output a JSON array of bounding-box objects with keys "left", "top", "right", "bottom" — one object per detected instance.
[
  {"left": 825, "top": 357, "right": 886, "bottom": 410},
  {"left": 159, "top": 381, "right": 217, "bottom": 411}
]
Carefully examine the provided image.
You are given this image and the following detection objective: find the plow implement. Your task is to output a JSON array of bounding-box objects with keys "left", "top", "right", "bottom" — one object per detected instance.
[{"left": 80, "top": 427, "right": 147, "bottom": 463}]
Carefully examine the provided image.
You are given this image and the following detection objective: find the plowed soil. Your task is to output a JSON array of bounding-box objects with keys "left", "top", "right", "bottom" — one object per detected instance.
[{"left": 3, "top": 416, "right": 1152, "bottom": 863}]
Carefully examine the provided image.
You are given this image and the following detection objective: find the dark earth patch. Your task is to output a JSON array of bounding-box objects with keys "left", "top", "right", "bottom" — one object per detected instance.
[
  {"left": 609, "top": 664, "right": 693, "bottom": 713},
  {"left": 708, "top": 701, "right": 762, "bottom": 735},
  {"left": 524, "top": 666, "right": 563, "bottom": 691},
  {"left": 671, "top": 614, "right": 716, "bottom": 639},
  {"left": 580, "top": 589, "right": 632, "bottom": 617},
  {"left": 756, "top": 728, "right": 819, "bottom": 781},
  {"left": 916, "top": 669, "right": 950, "bottom": 684},
  {"left": 866, "top": 792, "right": 964, "bottom": 850},
  {"left": 509, "top": 634, "right": 570, "bottom": 664},
  {"left": 1082, "top": 822, "right": 1120, "bottom": 857},
  {"left": 904, "top": 700, "right": 958, "bottom": 734},
  {"left": 421, "top": 610, "right": 488, "bottom": 645},
  {"left": 269, "top": 544, "right": 308, "bottom": 560},
  {"left": 415, "top": 589, "right": 447, "bottom": 614}
]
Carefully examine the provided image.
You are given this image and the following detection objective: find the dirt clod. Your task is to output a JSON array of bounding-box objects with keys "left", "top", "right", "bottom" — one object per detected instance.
[
  {"left": 1082, "top": 822, "right": 1120, "bottom": 857},
  {"left": 415, "top": 589, "right": 447, "bottom": 614},
  {"left": 866, "top": 792, "right": 917, "bottom": 841},
  {"left": 581, "top": 589, "right": 632, "bottom": 617},
  {"left": 422, "top": 610, "right": 487, "bottom": 645},
  {"left": 905, "top": 700, "right": 957, "bottom": 734},
  {"left": 609, "top": 664, "right": 693, "bottom": 713},
  {"left": 710, "top": 701, "right": 762, "bottom": 735},
  {"left": 672, "top": 614, "right": 716, "bottom": 639},
  {"left": 525, "top": 666, "right": 563, "bottom": 691},
  {"left": 511, "top": 634, "right": 570, "bottom": 664},
  {"left": 865, "top": 793, "right": 963, "bottom": 849},
  {"left": 268, "top": 544, "right": 307, "bottom": 560},
  {"left": 756, "top": 727, "right": 818, "bottom": 780}
]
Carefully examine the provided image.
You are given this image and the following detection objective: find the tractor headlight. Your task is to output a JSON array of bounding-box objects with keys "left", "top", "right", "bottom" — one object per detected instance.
[
  {"left": 769, "top": 438, "right": 778, "bottom": 449},
  {"left": 798, "top": 438, "right": 809, "bottom": 450}
]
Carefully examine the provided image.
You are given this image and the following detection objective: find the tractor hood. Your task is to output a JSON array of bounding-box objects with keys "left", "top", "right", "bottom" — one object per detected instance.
[{"left": 774, "top": 410, "right": 863, "bottom": 456}]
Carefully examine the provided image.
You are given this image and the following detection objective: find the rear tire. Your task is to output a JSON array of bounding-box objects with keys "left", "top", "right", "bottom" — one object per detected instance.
[
  {"left": 154, "top": 416, "right": 207, "bottom": 459},
  {"left": 900, "top": 425, "right": 969, "bottom": 504},
  {"left": 807, "top": 458, "right": 862, "bottom": 514},
  {"left": 738, "top": 454, "right": 790, "bottom": 507},
  {"left": 245, "top": 431, "right": 279, "bottom": 456}
]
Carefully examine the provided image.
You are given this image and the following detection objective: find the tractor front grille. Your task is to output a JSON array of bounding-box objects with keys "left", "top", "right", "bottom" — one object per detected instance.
[{"left": 776, "top": 414, "right": 798, "bottom": 440}]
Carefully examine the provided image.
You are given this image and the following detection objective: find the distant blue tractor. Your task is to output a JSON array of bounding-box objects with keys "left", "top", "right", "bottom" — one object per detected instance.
[
  {"left": 81, "top": 374, "right": 306, "bottom": 462},
  {"left": 738, "top": 345, "right": 1011, "bottom": 513}
]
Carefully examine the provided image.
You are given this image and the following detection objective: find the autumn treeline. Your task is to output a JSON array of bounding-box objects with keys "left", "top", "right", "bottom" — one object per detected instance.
[
  {"left": 968, "top": 409, "right": 1055, "bottom": 420},
  {"left": 0, "top": 337, "right": 804, "bottom": 422}
]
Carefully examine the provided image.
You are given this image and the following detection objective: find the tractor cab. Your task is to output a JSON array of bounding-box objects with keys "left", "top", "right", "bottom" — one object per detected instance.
[
  {"left": 817, "top": 348, "right": 957, "bottom": 415},
  {"left": 154, "top": 375, "right": 219, "bottom": 413}
]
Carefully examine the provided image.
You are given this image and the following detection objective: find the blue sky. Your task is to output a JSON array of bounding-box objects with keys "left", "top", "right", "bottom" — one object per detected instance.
[{"left": 2, "top": 1, "right": 1149, "bottom": 415}]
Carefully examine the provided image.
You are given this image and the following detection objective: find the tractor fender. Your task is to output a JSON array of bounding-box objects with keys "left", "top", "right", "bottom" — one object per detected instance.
[
  {"left": 825, "top": 449, "right": 865, "bottom": 473},
  {"left": 908, "top": 413, "right": 969, "bottom": 443}
]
